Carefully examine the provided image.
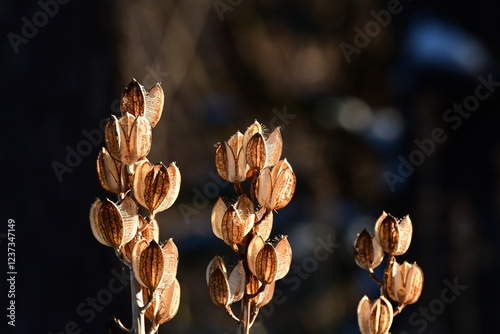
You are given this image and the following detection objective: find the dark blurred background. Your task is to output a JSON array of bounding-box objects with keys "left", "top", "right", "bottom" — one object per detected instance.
[{"left": 2, "top": 0, "right": 500, "bottom": 333}]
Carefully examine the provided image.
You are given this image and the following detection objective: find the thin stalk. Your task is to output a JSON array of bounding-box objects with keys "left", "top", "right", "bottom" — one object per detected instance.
[{"left": 130, "top": 270, "right": 146, "bottom": 334}]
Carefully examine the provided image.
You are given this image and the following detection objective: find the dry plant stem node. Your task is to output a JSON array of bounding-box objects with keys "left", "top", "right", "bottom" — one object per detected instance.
[
  {"left": 207, "top": 121, "right": 296, "bottom": 334},
  {"left": 89, "top": 79, "right": 181, "bottom": 334},
  {"left": 354, "top": 212, "right": 424, "bottom": 334}
]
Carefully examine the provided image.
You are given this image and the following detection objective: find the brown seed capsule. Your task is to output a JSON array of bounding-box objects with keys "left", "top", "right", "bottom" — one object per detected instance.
[
  {"left": 158, "top": 239, "right": 178, "bottom": 289},
  {"left": 255, "top": 244, "right": 278, "bottom": 284},
  {"left": 96, "top": 147, "right": 129, "bottom": 194},
  {"left": 256, "top": 159, "right": 296, "bottom": 210},
  {"left": 385, "top": 261, "right": 424, "bottom": 306},
  {"left": 227, "top": 261, "right": 245, "bottom": 303},
  {"left": 121, "top": 80, "right": 145, "bottom": 117},
  {"left": 133, "top": 240, "right": 165, "bottom": 290},
  {"left": 217, "top": 195, "right": 254, "bottom": 246},
  {"left": 208, "top": 268, "right": 230, "bottom": 307},
  {"left": 104, "top": 114, "right": 152, "bottom": 165},
  {"left": 354, "top": 229, "right": 384, "bottom": 270},
  {"left": 133, "top": 160, "right": 181, "bottom": 213},
  {"left": 144, "top": 278, "right": 181, "bottom": 325},
  {"left": 89, "top": 197, "right": 138, "bottom": 249},
  {"left": 357, "top": 295, "right": 393, "bottom": 334},
  {"left": 254, "top": 207, "right": 273, "bottom": 241},
  {"left": 274, "top": 236, "right": 292, "bottom": 280},
  {"left": 375, "top": 212, "right": 412, "bottom": 256},
  {"left": 255, "top": 280, "right": 276, "bottom": 309},
  {"left": 246, "top": 128, "right": 283, "bottom": 170}
]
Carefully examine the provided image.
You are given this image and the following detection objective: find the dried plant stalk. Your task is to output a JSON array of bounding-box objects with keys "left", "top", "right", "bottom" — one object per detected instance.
[
  {"left": 354, "top": 212, "right": 424, "bottom": 334},
  {"left": 89, "top": 80, "right": 181, "bottom": 334},
  {"left": 207, "top": 121, "right": 296, "bottom": 333}
]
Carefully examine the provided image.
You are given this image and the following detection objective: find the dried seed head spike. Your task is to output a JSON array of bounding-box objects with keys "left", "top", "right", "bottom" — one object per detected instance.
[
  {"left": 121, "top": 80, "right": 145, "bottom": 117},
  {"left": 354, "top": 229, "right": 384, "bottom": 270},
  {"left": 135, "top": 240, "right": 165, "bottom": 290},
  {"left": 375, "top": 212, "right": 413, "bottom": 256},
  {"left": 144, "top": 83, "right": 164, "bottom": 128},
  {"left": 255, "top": 244, "right": 278, "bottom": 284}
]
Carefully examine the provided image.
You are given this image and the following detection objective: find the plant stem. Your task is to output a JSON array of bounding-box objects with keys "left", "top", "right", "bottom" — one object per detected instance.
[{"left": 130, "top": 270, "right": 146, "bottom": 334}]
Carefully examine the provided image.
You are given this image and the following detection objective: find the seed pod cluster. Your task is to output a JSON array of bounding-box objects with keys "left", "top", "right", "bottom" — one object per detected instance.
[
  {"left": 208, "top": 121, "right": 296, "bottom": 333},
  {"left": 89, "top": 80, "right": 181, "bottom": 334},
  {"left": 354, "top": 212, "right": 424, "bottom": 334}
]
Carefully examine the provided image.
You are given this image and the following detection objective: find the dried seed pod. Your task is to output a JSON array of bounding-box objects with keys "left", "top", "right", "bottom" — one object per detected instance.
[
  {"left": 142, "top": 218, "right": 160, "bottom": 243},
  {"left": 211, "top": 197, "right": 227, "bottom": 240},
  {"left": 354, "top": 229, "right": 384, "bottom": 270},
  {"left": 133, "top": 160, "right": 181, "bottom": 213},
  {"left": 255, "top": 244, "right": 278, "bottom": 284},
  {"left": 256, "top": 159, "right": 296, "bottom": 210},
  {"left": 206, "top": 256, "right": 226, "bottom": 284},
  {"left": 246, "top": 128, "right": 283, "bottom": 170},
  {"left": 385, "top": 261, "right": 424, "bottom": 306},
  {"left": 104, "top": 114, "right": 152, "bottom": 165},
  {"left": 218, "top": 195, "right": 254, "bottom": 245},
  {"left": 121, "top": 80, "right": 145, "bottom": 117},
  {"left": 255, "top": 281, "right": 276, "bottom": 309},
  {"left": 144, "top": 278, "right": 181, "bottom": 325},
  {"left": 357, "top": 295, "right": 393, "bottom": 334},
  {"left": 89, "top": 197, "right": 138, "bottom": 249},
  {"left": 96, "top": 147, "right": 129, "bottom": 194},
  {"left": 247, "top": 235, "right": 266, "bottom": 278},
  {"left": 375, "top": 212, "right": 412, "bottom": 256},
  {"left": 143, "top": 83, "right": 164, "bottom": 128},
  {"left": 133, "top": 240, "right": 165, "bottom": 290},
  {"left": 254, "top": 207, "right": 273, "bottom": 241}
]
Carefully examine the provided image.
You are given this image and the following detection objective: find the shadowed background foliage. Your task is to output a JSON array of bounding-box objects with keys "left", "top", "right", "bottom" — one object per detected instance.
[{"left": 2, "top": 0, "right": 500, "bottom": 333}]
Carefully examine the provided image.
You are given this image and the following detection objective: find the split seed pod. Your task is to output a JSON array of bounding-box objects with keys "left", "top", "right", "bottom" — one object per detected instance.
[
  {"left": 211, "top": 196, "right": 255, "bottom": 245},
  {"left": 375, "top": 212, "right": 412, "bottom": 256},
  {"left": 247, "top": 235, "right": 292, "bottom": 284},
  {"left": 385, "top": 261, "right": 424, "bottom": 306},
  {"left": 96, "top": 147, "right": 129, "bottom": 194},
  {"left": 256, "top": 159, "right": 296, "bottom": 210},
  {"left": 354, "top": 229, "right": 384, "bottom": 270},
  {"left": 104, "top": 114, "right": 152, "bottom": 165},
  {"left": 133, "top": 160, "right": 181, "bottom": 213},
  {"left": 207, "top": 257, "right": 245, "bottom": 307},
  {"left": 246, "top": 127, "right": 282, "bottom": 170},
  {"left": 90, "top": 197, "right": 138, "bottom": 249},
  {"left": 357, "top": 295, "right": 393, "bottom": 334},
  {"left": 144, "top": 278, "right": 181, "bottom": 325},
  {"left": 121, "top": 80, "right": 164, "bottom": 128}
]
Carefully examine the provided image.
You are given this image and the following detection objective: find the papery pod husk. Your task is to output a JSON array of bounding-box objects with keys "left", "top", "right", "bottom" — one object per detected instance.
[
  {"left": 215, "top": 142, "right": 229, "bottom": 181},
  {"left": 227, "top": 261, "right": 245, "bottom": 303},
  {"left": 226, "top": 132, "right": 248, "bottom": 183},
  {"left": 211, "top": 197, "right": 227, "bottom": 240},
  {"left": 246, "top": 133, "right": 266, "bottom": 170},
  {"left": 264, "top": 128, "right": 283, "bottom": 167},
  {"left": 143, "top": 163, "right": 170, "bottom": 212},
  {"left": 247, "top": 235, "right": 265, "bottom": 277},
  {"left": 208, "top": 268, "right": 230, "bottom": 307},
  {"left": 385, "top": 261, "right": 423, "bottom": 306},
  {"left": 269, "top": 159, "right": 296, "bottom": 210},
  {"left": 135, "top": 240, "right": 165, "bottom": 290},
  {"left": 144, "top": 278, "right": 181, "bottom": 324},
  {"left": 246, "top": 273, "right": 261, "bottom": 298},
  {"left": 354, "top": 229, "right": 384, "bottom": 270},
  {"left": 121, "top": 80, "right": 145, "bottom": 117},
  {"left": 90, "top": 198, "right": 109, "bottom": 246},
  {"left": 254, "top": 208, "right": 273, "bottom": 241},
  {"left": 395, "top": 215, "right": 413, "bottom": 255},
  {"left": 133, "top": 159, "right": 153, "bottom": 210},
  {"left": 255, "top": 244, "right": 278, "bottom": 284},
  {"left": 104, "top": 114, "right": 152, "bottom": 165},
  {"left": 255, "top": 281, "right": 276, "bottom": 309},
  {"left": 243, "top": 121, "right": 262, "bottom": 147},
  {"left": 235, "top": 194, "right": 255, "bottom": 229},
  {"left": 274, "top": 236, "right": 292, "bottom": 280},
  {"left": 96, "top": 147, "right": 128, "bottom": 194},
  {"left": 154, "top": 162, "right": 181, "bottom": 213},
  {"left": 117, "top": 196, "right": 139, "bottom": 243},
  {"left": 256, "top": 167, "right": 272, "bottom": 208},
  {"left": 131, "top": 239, "right": 149, "bottom": 285},
  {"left": 142, "top": 217, "right": 160, "bottom": 243},
  {"left": 206, "top": 256, "right": 226, "bottom": 284},
  {"left": 158, "top": 239, "right": 178, "bottom": 289},
  {"left": 144, "top": 83, "right": 164, "bottom": 128},
  {"left": 357, "top": 295, "right": 393, "bottom": 334},
  {"left": 221, "top": 205, "right": 250, "bottom": 245}
]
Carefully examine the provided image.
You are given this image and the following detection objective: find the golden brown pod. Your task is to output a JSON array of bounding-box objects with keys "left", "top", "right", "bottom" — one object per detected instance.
[
  {"left": 354, "top": 229, "right": 384, "bottom": 270},
  {"left": 374, "top": 212, "right": 412, "bottom": 256},
  {"left": 121, "top": 80, "right": 145, "bottom": 117},
  {"left": 357, "top": 295, "right": 393, "bottom": 334},
  {"left": 385, "top": 261, "right": 424, "bottom": 306}
]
